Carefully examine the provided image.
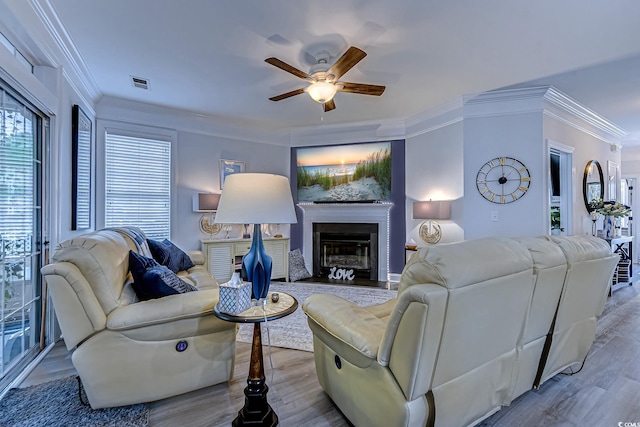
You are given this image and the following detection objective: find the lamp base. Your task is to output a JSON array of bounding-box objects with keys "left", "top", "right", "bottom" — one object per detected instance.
[
  {"left": 419, "top": 220, "right": 442, "bottom": 244},
  {"left": 241, "top": 224, "right": 273, "bottom": 299}
]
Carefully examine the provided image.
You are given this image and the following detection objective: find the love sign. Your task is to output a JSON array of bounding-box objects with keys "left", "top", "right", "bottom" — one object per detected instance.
[{"left": 328, "top": 267, "right": 355, "bottom": 281}]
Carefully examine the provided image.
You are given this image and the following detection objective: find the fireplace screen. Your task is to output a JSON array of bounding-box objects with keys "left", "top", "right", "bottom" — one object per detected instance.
[{"left": 313, "top": 223, "right": 378, "bottom": 281}]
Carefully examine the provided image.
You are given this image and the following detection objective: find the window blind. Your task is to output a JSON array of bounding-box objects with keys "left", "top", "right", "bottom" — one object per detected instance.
[
  {"left": 0, "top": 90, "right": 35, "bottom": 240},
  {"left": 105, "top": 133, "right": 171, "bottom": 239}
]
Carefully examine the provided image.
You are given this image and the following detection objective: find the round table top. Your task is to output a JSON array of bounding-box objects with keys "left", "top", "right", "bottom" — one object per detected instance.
[{"left": 213, "top": 291, "right": 298, "bottom": 323}]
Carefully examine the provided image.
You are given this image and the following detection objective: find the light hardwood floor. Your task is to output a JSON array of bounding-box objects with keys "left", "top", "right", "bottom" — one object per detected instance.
[{"left": 20, "top": 282, "right": 640, "bottom": 426}]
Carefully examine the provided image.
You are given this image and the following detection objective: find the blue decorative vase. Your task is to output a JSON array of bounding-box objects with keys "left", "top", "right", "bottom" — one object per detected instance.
[
  {"left": 241, "top": 223, "right": 273, "bottom": 300},
  {"left": 603, "top": 215, "right": 615, "bottom": 239}
]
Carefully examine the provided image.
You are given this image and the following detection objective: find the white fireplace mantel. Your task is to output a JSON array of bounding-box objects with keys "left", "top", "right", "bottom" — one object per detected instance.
[{"left": 298, "top": 202, "right": 393, "bottom": 282}]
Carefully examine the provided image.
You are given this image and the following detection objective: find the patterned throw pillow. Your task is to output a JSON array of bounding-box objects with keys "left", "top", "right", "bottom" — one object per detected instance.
[
  {"left": 148, "top": 239, "right": 195, "bottom": 273},
  {"left": 129, "top": 250, "right": 197, "bottom": 301},
  {"left": 288, "top": 248, "right": 312, "bottom": 282}
]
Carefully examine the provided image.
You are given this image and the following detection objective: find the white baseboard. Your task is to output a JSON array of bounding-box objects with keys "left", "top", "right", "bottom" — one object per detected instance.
[{"left": 388, "top": 273, "right": 402, "bottom": 283}]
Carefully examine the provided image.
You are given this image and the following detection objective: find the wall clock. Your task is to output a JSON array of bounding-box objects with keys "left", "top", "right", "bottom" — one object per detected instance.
[{"left": 476, "top": 157, "right": 531, "bottom": 204}]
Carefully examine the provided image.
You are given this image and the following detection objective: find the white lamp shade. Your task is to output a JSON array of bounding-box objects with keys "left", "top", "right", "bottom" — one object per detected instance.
[
  {"left": 306, "top": 81, "right": 338, "bottom": 103},
  {"left": 413, "top": 200, "right": 451, "bottom": 220},
  {"left": 214, "top": 173, "right": 297, "bottom": 224}
]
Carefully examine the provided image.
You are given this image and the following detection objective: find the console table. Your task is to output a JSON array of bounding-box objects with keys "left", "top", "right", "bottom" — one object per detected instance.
[
  {"left": 214, "top": 292, "right": 298, "bottom": 427},
  {"left": 604, "top": 235, "right": 634, "bottom": 291},
  {"left": 202, "top": 237, "right": 289, "bottom": 283}
]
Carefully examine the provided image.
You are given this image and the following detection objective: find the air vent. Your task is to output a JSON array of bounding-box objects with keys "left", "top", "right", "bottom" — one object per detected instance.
[{"left": 130, "top": 76, "right": 149, "bottom": 90}]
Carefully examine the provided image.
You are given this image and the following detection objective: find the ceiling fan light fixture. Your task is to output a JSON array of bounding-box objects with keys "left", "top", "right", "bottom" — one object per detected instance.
[{"left": 306, "top": 81, "right": 338, "bottom": 103}]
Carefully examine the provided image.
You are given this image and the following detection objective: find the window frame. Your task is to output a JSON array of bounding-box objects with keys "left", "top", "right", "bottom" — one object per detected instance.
[{"left": 96, "top": 120, "right": 177, "bottom": 239}]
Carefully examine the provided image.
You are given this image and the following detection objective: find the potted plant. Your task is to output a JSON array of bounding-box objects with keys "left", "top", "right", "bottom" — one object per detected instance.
[{"left": 594, "top": 201, "right": 631, "bottom": 238}]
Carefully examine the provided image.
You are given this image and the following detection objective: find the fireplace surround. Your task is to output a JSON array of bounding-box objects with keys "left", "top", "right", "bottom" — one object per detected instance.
[{"left": 298, "top": 202, "right": 393, "bottom": 282}]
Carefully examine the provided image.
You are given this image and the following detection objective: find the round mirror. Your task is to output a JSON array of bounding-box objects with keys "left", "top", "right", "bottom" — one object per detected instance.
[{"left": 583, "top": 160, "right": 604, "bottom": 212}]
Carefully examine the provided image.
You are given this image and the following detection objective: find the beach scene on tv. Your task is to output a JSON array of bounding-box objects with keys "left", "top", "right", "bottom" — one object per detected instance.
[{"left": 296, "top": 142, "right": 391, "bottom": 202}]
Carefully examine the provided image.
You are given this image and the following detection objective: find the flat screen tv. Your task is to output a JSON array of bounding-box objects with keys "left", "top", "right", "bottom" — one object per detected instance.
[{"left": 295, "top": 141, "right": 391, "bottom": 202}]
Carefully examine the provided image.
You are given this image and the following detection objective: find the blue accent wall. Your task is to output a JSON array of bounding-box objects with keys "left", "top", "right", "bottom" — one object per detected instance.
[{"left": 290, "top": 139, "right": 406, "bottom": 276}]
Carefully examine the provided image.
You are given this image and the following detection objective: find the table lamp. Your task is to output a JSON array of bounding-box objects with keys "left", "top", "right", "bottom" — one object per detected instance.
[
  {"left": 214, "top": 173, "right": 297, "bottom": 300},
  {"left": 413, "top": 200, "right": 451, "bottom": 244}
]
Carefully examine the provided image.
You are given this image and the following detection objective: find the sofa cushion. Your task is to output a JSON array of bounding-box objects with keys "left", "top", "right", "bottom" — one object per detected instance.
[{"left": 148, "top": 239, "right": 195, "bottom": 273}]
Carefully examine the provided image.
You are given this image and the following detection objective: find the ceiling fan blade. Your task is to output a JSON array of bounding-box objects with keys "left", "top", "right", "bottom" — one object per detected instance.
[
  {"left": 265, "top": 57, "right": 310, "bottom": 80},
  {"left": 323, "top": 99, "right": 336, "bottom": 112},
  {"left": 338, "top": 82, "right": 386, "bottom": 96},
  {"left": 327, "top": 47, "right": 367, "bottom": 80},
  {"left": 269, "top": 88, "right": 305, "bottom": 101}
]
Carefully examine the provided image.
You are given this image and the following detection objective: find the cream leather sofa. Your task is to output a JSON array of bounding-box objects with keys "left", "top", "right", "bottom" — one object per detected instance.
[
  {"left": 302, "top": 235, "right": 618, "bottom": 427},
  {"left": 40, "top": 227, "right": 237, "bottom": 409}
]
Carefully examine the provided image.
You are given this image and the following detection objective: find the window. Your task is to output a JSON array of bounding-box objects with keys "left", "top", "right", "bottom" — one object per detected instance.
[
  {"left": 0, "top": 85, "right": 44, "bottom": 390},
  {"left": 105, "top": 133, "right": 171, "bottom": 239}
]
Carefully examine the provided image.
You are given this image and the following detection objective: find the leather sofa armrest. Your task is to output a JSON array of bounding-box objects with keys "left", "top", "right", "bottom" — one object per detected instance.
[
  {"left": 41, "top": 262, "right": 107, "bottom": 350},
  {"left": 303, "top": 294, "right": 387, "bottom": 360},
  {"left": 188, "top": 250, "right": 205, "bottom": 265},
  {"left": 363, "top": 298, "right": 397, "bottom": 320},
  {"left": 106, "top": 288, "right": 221, "bottom": 330}
]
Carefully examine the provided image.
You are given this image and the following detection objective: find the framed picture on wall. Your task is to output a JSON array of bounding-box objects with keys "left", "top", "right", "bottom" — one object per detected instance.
[
  {"left": 220, "top": 159, "right": 245, "bottom": 189},
  {"left": 72, "top": 104, "right": 92, "bottom": 230}
]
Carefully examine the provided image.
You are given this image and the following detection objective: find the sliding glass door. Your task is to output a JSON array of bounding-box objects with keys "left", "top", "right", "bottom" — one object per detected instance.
[{"left": 0, "top": 85, "right": 44, "bottom": 389}]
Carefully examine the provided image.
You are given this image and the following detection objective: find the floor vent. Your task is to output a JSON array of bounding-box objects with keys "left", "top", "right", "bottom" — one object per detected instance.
[{"left": 130, "top": 76, "right": 149, "bottom": 90}]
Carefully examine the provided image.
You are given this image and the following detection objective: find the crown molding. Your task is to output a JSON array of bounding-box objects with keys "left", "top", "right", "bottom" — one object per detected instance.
[
  {"left": 465, "top": 86, "right": 627, "bottom": 144},
  {"left": 96, "top": 96, "right": 290, "bottom": 146},
  {"left": 542, "top": 86, "right": 627, "bottom": 141},
  {"left": 287, "top": 98, "right": 467, "bottom": 146},
  {"left": 27, "top": 0, "right": 101, "bottom": 103},
  {"left": 404, "top": 97, "right": 464, "bottom": 138},
  {"left": 288, "top": 118, "right": 406, "bottom": 146}
]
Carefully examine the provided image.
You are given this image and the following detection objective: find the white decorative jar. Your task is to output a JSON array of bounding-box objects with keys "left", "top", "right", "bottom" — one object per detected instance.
[{"left": 615, "top": 217, "right": 622, "bottom": 237}]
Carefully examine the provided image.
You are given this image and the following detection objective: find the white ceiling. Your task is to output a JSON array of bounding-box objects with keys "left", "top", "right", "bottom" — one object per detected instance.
[{"left": 38, "top": 0, "right": 640, "bottom": 141}]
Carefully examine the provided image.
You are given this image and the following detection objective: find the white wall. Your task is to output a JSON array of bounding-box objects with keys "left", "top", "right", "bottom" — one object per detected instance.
[
  {"left": 175, "top": 131, "right": 289, "bottom": 251},
  {"left": 405, "top": 122, "right": 464, "bottom": 245},
  {"left": 95, "top": 99, "right": 291, "bottom": 252},
  {"left": 463, "top": 111, "right": 545, "bottom": 239},
  {"left": 544, "top": 113, "right": 621, "bottom": 236},
  {"left": 461, "top": 87, "right": 624, "bottom": 241}
]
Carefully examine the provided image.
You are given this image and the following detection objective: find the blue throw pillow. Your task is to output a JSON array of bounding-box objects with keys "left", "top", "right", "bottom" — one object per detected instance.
[
  {"left": 129, "top": 250, "right": 160, "bottom": 286},
  {"left": 148, "top": 239, "right": 195, "bottom": 273},
  {"left": 129, "top": 250, "right": 197, "bottom": 301},
  {"left": 135, "top": 265, "right": 198, "bottom": 301}
]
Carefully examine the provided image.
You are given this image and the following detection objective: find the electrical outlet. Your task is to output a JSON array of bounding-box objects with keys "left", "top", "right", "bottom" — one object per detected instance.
[{"left": 491, "top": 211, "right": 499, "bottom": 222}]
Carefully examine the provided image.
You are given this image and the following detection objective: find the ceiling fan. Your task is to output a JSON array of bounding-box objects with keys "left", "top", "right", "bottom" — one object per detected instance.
[{"left": 265, "top": 46, "right": 385, "bottom": 112}]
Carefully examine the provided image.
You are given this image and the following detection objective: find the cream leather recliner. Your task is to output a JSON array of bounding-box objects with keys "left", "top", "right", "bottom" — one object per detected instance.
[
  {"left": 40, "top": 227, "right": 237, "bottom": 409},
  {"left": 302, "top": 235, "right": 618, "bottom": 427}
]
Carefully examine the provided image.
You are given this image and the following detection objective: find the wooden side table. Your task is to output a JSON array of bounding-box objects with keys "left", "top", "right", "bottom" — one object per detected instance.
[{"left": 214, "top": 292, "right": 298, "bottom": 427}]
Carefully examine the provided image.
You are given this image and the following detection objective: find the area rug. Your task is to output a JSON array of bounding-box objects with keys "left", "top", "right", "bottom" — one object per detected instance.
[
  {"left": 237, "top": 281, "right": 397, "bottom": 352},
  {"left": 0, "top": 376, "right": 149, "bottom": 427}
]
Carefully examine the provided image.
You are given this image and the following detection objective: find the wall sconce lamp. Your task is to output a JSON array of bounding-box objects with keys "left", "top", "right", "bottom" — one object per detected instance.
[
  {"left": 194, "top": 193, "right": 221, "bottom": 238},
  {"left": 413, "top": 200, "right": 451, "bottom": 244}
]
